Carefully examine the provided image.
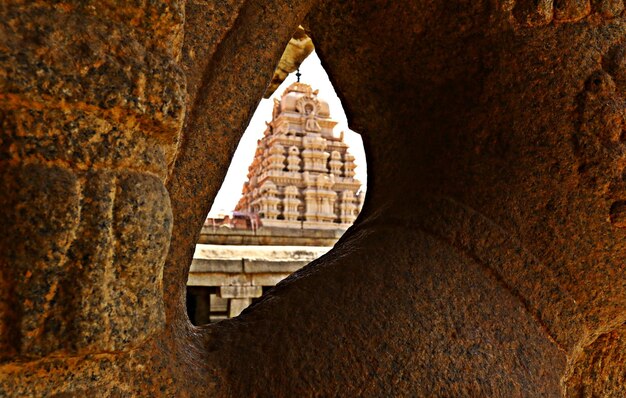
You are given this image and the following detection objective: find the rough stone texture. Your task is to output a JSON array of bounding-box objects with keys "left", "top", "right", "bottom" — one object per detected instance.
[
  {"left": 2, "top": 0, "right": 626, "bottom": 396},
  {"left": 565, "top": 324, "right": 626, "bottom": 396},
  {"left": 263, "top": 26, "right": 315, "bottom": 98},
  {"left": 0, "top": 0, "right": 184, "bottom": 395}
]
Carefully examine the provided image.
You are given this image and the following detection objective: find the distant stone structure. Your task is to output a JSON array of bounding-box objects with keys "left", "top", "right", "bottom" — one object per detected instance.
[
  {"left": 187, "top": 244, "right": 330, "bottom": 323},
  {"left": 235, "top": 82, "right": 364, "bottom": 229},
  {"left": 187, "top": 83, "right": 365, "bottom": 324}
]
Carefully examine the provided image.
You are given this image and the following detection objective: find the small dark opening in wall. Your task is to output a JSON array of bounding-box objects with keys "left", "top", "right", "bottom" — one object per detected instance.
[
  {"left": 187, "top": 286, "right": 218, "bottom": 325},
  {"left": 186, "top": 46, "right": 367, "bottom": 326}
]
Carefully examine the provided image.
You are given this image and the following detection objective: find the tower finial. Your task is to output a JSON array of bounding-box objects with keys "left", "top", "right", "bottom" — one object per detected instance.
[{"left": 296, "top": 68, "right": 301, "bottom": 83}]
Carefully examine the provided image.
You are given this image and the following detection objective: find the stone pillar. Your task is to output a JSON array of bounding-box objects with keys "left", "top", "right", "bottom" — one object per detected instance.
[
  {"left": 302, "top": 134, "right": 328, "bottom": 172},
  {"left": 0, "top": 1, "right": 184, "bottom": 361},
  {"left": 219, "top": 285, "right": 263, "bottom": 318},
  {"left": 302, "top": 148, "right": 315, "bottom": 172},
  {"left": 287, "top": 146, "right": 301, "bottom": 172},
  {"left": 283, "top": 186, "right": 301, "bottom": 224},
  {"left": 229, "top": 299, "right": 253, "bottom": 318},
  {"left": 340, "top": 191, "right": 357, "bottom": 224},
  {"left": 321, "top": 151, "right": 331, "bottom": 173},
  {"left": 304, "top": 189, "right": 319, "bottom": 222},
  {"left": 262, "top": 183, "right": 281, "bottom": 220},
  {"left": 344, "top": 153, "right": 356, "bottom": 178},
  {"left": 267, "top": 143, "right": 286, "bottom": 174},
  {"left": 329, "top": 151, "right": 343, "bottom": 177}
]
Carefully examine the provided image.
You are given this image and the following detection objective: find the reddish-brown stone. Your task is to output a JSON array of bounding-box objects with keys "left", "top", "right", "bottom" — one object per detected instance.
[
  {"left": 554, "top": 0, "right": 591, "bottom": 21},
  {"left": 1, "top": 0, "right": 626, "bottom": 396},
  {"left": 594, "top": 0, "right": 625, "bottom": 17},
  {"left": 514, "top": 0, "right": 555, "bottom": 26}
]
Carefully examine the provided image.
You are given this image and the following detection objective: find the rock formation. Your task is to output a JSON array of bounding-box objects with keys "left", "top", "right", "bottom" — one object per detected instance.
[
  {"left": 1, "top": 0, "right": 626, "bottom": 396},
  {"left": 263, "top": 26, "right": 315, "bottom": 98}
]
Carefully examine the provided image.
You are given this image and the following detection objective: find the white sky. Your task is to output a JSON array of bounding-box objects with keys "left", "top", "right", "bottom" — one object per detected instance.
[{"left": 208, "top": 51, "right": 368, "bottom": 217}]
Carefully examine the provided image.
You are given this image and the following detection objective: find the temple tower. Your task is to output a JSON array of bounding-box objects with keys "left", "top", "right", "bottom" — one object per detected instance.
[{"left": 235, "top": 82, "right": 363, "bottom": 229}]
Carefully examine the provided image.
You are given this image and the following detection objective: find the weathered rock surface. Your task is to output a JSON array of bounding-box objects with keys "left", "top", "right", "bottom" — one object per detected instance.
[
  {"left": 1, "top": 0, "right": 626, "bottom": 396},
  {"left": 263, "top": 26, "right": 315, "bottom": 98}
]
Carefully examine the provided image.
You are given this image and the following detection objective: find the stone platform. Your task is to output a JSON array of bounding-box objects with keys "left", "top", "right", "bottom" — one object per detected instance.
[
  {"left": 187, "top": 244, "right": 330, "bottom": 322},
  {"left": 197, "top": 225, "right": 346, "bottom": 246}
]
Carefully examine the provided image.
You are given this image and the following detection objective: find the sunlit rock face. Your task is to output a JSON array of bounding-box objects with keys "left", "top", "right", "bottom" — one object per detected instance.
[
  {"left": 2, "top": 0, "right": 626, "bottom": 397},
  {"left": 0, "top": 1, "right": 186, "bottom": 395},
  {"left": 0, "top": 0, "right": 183, "bottom": 360},
  {"left": 236, "top": 82, "right": 363, "bottom": 229},
  {"left": 264, "top": 26, "right": 315, "bottom": 98}
]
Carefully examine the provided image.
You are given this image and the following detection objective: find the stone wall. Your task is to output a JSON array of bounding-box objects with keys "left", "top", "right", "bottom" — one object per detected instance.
[
  {"left": 1, "top": 0, "right": 626, "bottom": 396},
  {"left": 187, "top": 244, "right": 330, "bottom": 322}
]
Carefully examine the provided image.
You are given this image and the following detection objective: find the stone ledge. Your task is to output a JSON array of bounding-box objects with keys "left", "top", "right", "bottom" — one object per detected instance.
[
  {"left": 193, "top": 244, "right": 330, "bottom": 262},
  {"left": 243, "top": 259, "right": 309, "bottom": 273},
  {"left": 219, "top": 285, "right": 263, "bottom": 299},
  {"left": 187, "top": 272, "right": 292, "bottom": 287},
  {"left": 189, "top": 258, "right": 243, "bottom": 273},
  {"left": 197, "top": 226, "right": 346, "bottom": 246}
]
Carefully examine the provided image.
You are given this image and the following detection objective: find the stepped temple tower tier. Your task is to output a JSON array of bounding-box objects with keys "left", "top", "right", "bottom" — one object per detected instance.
[{"left": 235, "top": 82, "right": 364, "bottom": 229}]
